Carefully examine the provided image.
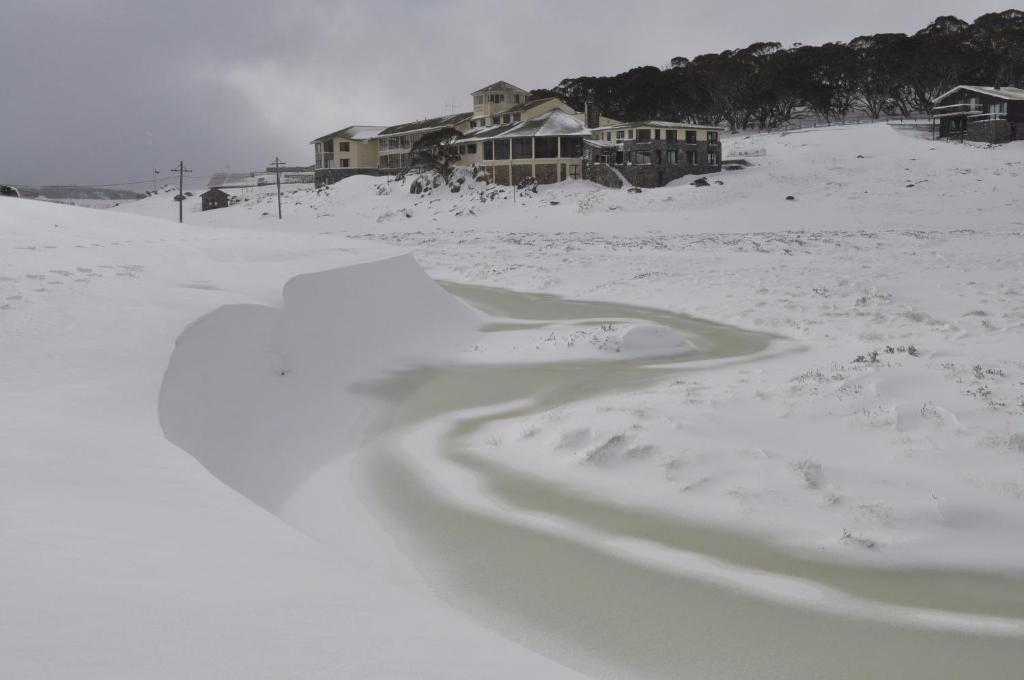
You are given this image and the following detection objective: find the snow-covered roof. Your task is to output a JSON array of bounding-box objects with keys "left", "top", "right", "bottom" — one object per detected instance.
[
  {"left": 933, "top": 85, "right": 1024, "bottom": 103},
  {"left": 496, "top": 109, "right": 591, "bottom": 138},
  {"left": 471, "top": 80, "right": 528, "bottom": 95},
  {"left": 377, "top": 112, "right": 472, "bottom": 137},
  {"left": 310, "top": 125, "right": 386, "bottom": 144}
]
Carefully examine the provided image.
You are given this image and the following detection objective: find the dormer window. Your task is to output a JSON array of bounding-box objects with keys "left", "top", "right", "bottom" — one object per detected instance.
[
  {"left": 492, "top": 115, "right": 500, "bottom": 125},
  {"left": 502, "top": 113, "right": 511, "bottom": 124},
  {"left": 513, "top": 112, "right": 521, "bottom": 122}
]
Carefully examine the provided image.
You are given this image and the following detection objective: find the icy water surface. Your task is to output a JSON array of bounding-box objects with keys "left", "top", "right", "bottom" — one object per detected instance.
[{"left": 353, "top": 282, "right": 1024, "bottom": 680}]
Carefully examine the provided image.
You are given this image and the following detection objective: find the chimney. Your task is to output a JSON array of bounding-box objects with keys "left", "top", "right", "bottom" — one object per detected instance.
[{"left": 586, "top": 100, "right": 600, "bottom": 128}]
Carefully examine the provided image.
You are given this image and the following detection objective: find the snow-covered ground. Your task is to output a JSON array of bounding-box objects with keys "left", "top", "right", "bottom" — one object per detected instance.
[{"left": 4, "top": 122, "right": 1024, "bottom": 677}]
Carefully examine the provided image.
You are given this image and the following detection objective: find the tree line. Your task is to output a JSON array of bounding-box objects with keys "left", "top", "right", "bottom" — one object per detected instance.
[{"left": 532, "top": 10, "right": 1024, "bottom": 131}]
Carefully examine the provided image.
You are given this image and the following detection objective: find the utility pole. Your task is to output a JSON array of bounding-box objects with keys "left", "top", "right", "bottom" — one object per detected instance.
[
  {"left": 170, "top": 161, "right": 191, "bottom": 223},
  {"left": 270, "top": 157, "right": 284, "bottom": 220}
]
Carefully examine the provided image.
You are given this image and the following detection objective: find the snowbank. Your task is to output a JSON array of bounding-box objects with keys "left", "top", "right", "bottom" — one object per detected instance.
[
  {"left": 159, "top": 254, "right": 480, "bottom": 511},
  {"left": 0, "top": 198, "right": 583, "bottom": 679}
]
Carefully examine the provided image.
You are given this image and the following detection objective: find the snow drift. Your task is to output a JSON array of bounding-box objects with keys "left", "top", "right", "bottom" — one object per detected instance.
[{"left": 158, "top": 254, "right": 480, "bottom": 512}]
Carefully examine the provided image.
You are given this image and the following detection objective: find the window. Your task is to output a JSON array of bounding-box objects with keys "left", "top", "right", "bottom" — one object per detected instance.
[
  {"left": 534, "top": 137, "right": 557, "bottom": 158},
  {"left": 514, "top": 94, "right": 523, "bottom": 103},
  {"left": 492, "top": 115, "right": 501, "bottom": 125},
  {"left": 655, "top": 150, "right": 662, "bottom": 164},
  {"left": 606, "top": 132, "right": 611, "bottom": 141},
  {"left": 707, "top": 131, "right": 719, "bottom": 142},
  {"left": 474, "top": 95, "right": 484, "bottom": 106},
  {"left": 483, "top": 141, "right": 494, "bottom": 160},
  {"left": 654, "top": 129, "right": 661, "bottom": 140},
  {"left": 637, "top": 129, "right": 651, "bottom": 142},
  {"left": 494, "top": 139, "right": 510, "bottom": 160},
  {"left": 686, "top": 150, "right": 697, "bottom": 165},
  {"left": 628, "top": 129, "right": 634, "bottom": 139},
  {"left": 323, "top": 140, "right": 334, "bottom": 152},
  {"left": 314, "top": 142, "right": 322, "bottom": 154},
  {"left": 511, "top": 137, "right": 532, "bottom": 159},
  {"left": 616, "top": 130, "right": 624, "bottom": 140},
  {"left": 633, "top": 150, "right": 653, "bottom": 165},
  {"left": 340, "top": 159, "right": 350, "bottom": 168},
  {"left": 559, "top": 136, "right": 583, "bottom": 158},
  {"left": 666, "top": 130, "right": 677, "bottom": 142},
  {"left": 489, "top": 93, "right": 504, "bottom": 103},
  {"left": 667, "top": 149, "right": 678, "bottom": 164},
  {"left": 502, "top": 113, "right": 511, "bottom": 124},
  {"left": 992, "top": 102, "right": 1007, "bottom": 115},
  {"left": 685, "top": 130, "right": 697, "bottom": 143},
  {"left": 339, "top": 142, "right": 350, "bottom": 152},
  {"left": 470, "top": 120, "right": 476, "bottom": 129},
  {"left": 513, "top": 112, "right": 521, "bottom": 122},
  {"left": 707, "top": 151, "right": 717, "bottom": 165},
  {"left": 465, "top": 143, "right": 477, "bottom": 155}
]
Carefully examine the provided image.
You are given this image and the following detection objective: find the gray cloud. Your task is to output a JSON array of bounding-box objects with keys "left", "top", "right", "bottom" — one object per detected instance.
[{"left": 0, "top": 0, "right": 1011, "bottom": 186}]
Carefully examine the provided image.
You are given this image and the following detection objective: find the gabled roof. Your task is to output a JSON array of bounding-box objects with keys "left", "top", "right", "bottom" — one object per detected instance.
[
  {"left": 498, "top": 109, "right": 591, "bottom": 138},
  {"left": 377, "top": 112, "right": 472, "bottom": 137},
  {"left": 309, "top": 125, "right": 386, "bottom": 144},
  {"left": 471, "top": 80, "right": 528, "bottom": 95},
  {"left": 459, "top": 110, "right": 591, "bottom": 141},
  {"left": 933, "top": 85, "right": 1024, "bottom": 102}
]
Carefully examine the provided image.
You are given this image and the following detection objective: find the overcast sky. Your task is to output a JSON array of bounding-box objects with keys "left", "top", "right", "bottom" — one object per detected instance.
[{"left": 0, "top": 0, "right": 1013, "bottom": 187}]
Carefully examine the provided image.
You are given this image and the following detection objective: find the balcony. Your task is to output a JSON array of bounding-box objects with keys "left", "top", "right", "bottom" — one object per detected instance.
[
  {"left": 314, "top": 152, "right": 335, "bottom": 170},
  {"left": 932, "top": 103, "right": 983, "bottom": 118}
]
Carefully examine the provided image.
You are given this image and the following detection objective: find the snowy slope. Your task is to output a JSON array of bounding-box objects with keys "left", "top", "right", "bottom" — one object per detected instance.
[
  {"left": 117, "top": 122, "right": 1024, "bottom": 569},
  {"left": 0, "top": 198, "right": 583, "bottom": 679},
  {"left": 5, "top": 121, "right": 1024, "bottom": 677}
]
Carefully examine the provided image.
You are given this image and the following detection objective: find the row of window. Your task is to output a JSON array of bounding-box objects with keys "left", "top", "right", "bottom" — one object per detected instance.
[
  {"left": 473, "top": 93, "right": 526, "bottom": 106},
  {"left": 380, "top": 135, "right": 412, "bottom": 151},
  {"left": 602, "top": 129, "right": 718, "bottom": 143},
  {"left": 315, "top": 141, "right": 353, "bottom": 153},
  {"left": 456, "top": 144, "right": 478, "bottom": 155},
  {"left": 469, "top": 111, "right": 523, "bottom": 129},
  {"left": 314, "top": 156, "right": 351, "bottom": 169},
  {"left": 481, "top": 136, "right": 583, "bottom": 160},
  {"left": 379, "top": 153, "right": 410, "bottom": 169},
  {"left": 591, "top": 149, "right": 718, "bottom": 166}
]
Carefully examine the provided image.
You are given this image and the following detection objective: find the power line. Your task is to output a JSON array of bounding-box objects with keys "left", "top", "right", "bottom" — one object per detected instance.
[
  {"left": 270, "top": 157, "right": 285, "bottom": 220},
  {"left": 170, "top": 161, "right": 192, "bottom": 224},
  {"left": 0, "top": 176, "right": 218, "bottom": 188}
]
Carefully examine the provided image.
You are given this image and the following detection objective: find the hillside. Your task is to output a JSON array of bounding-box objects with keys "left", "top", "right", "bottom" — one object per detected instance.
[{"left": 5, "top": 121, "right": 1024, "bottom": 678}]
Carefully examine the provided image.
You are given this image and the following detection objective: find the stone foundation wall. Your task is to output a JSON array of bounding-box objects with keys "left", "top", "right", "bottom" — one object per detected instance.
[
  {"left": 584, "top": 140, "right": 722, "bottom": 188},
  {"left": 584, "top": 163, "right": 624, "bottom": 189},
  {"left": 492, "top": 165, "right": 510, "bottom": 186},
  {"left": 534, "top": 163, "right": 558, "bottom": 184},
  {"left": 964, "top": 120, "right": 1011, "bottom": 144},
  {"left": 314, "top": 168, "right": 396, "bottom": 188},
  {"left": 510, "top": 164, "right": 533, "bottom": 185}
]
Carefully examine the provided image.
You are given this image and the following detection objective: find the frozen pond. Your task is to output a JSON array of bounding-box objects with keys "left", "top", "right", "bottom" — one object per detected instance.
[{"left": 352, "top": 282, "right": 1024, "bottom": 679}]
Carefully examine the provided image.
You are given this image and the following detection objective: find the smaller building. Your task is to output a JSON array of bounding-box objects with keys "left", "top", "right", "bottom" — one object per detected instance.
[
  {"left": 312, "top": 125, "right": 387, "bottom": 187},
  {"left": 584, "top": 121, "right": 723, "bottom": 188},
  {"left": 200, "top": 188, "right": 230, "bottom": 211},
  {"left": 933, "top": 86, "right": 1024, "bottom": 144}
]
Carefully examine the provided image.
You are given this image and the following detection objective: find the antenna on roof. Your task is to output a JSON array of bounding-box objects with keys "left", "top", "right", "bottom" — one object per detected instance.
[{"left": 444, "top": 101, "right": 459, "bottom": 115}]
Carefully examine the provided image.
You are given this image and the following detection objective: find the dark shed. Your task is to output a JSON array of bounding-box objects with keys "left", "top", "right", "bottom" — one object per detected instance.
[
  {"left": 200, "top": 187, "right": 230, "bottom": 211},
  {"left": 933, "top": 86, "right": 1024, "bottom": 144}
]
